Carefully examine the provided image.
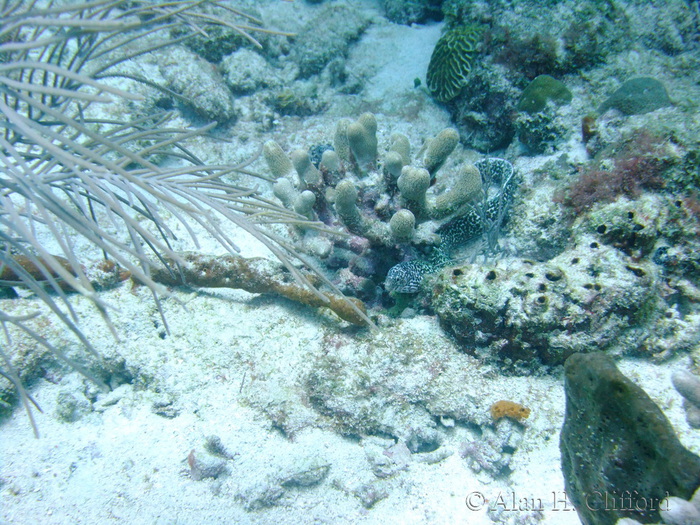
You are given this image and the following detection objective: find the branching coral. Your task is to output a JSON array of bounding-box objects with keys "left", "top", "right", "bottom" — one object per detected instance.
[{"left": 261, "top": 113, "right": 513, "bottom": 303}]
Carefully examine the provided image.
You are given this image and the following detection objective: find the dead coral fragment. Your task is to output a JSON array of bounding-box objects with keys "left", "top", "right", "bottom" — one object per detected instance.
[
  {"left": 490, "top": 400, "right": 531, "bottom": 422},
  {"left": 151, "top": 253, "right": 368, "bottom": 326},
  {"left": 0, "top": 255, "right": 76, "bottom": 285}
]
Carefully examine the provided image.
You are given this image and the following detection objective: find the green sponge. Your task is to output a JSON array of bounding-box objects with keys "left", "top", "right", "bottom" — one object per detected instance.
[
  {"left": 517, "top": 74, "right": 572, "bottom": 114},
  {"left": 598, "top": 77, "right": 671, "bottom": 115},
  {"left": 561, "top": 352, "right": 700, "bottom": 525}
]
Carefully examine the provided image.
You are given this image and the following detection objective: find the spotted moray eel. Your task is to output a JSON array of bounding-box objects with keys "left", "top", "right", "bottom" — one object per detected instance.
[{"left": 385, "top": 158, "right": 516, "bottom": 293}]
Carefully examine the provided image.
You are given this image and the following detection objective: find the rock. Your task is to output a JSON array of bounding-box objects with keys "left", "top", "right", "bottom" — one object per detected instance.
[
  {"left": 221, "top": 49, "right": 276, "bottom": 93},
  {"left": 236, "top": 481, "right": 285, "bottom": 511},
  {"left": 280, "top": 460, "right": 330, "bottom": 487},
  {"left": 55, "top": 390, "right": 91, "bottom": 423},
  {"left": 432, "top": 237, "right": 660, "bottom": 367},
  {"left": 380, "top": 0, "right": 440, "bottom": 25},
  {"left": 451, "top": 65, "right": 519, "bottom": 152},
  {"left": 157, "top": 47, "right": 235, "bottom": 122},
  {"left": 560, "top": 352, "right": 700, "bottom": 525},
  {"left": 291, "top": 5, "right": 370, "bottom": 78},
  {"left": 515, "top": 110, "right": 568, "bottom": 154},
  {"left": 187, "top": 448, "right": 228, "bottom": 481}
]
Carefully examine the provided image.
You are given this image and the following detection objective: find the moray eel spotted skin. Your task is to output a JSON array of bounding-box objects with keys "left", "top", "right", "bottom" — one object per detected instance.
[{"left": 385, "top": 158, "right": 516, "bottom": 293}]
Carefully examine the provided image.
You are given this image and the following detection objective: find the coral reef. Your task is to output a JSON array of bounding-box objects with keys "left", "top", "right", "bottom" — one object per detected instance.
[
  {"left": 560, "top": 352, "right": 700, "bottom": 525},
  {"left": 433, "top": 0, "right": 696, "bottom": 151},
  {"left": 3, "top": 1, "right": 700, "bottom": 523},
  {"left": 261, "top": 113, "right": 501, "bottom": 305}
]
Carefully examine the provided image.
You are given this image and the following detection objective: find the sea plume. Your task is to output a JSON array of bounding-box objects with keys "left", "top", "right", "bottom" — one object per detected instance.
[{"left": 0, "top": 0, "right": 369, "bottom": 436}]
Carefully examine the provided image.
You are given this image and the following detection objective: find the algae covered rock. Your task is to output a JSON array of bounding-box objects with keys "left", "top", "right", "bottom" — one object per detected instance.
[
  {"left": 583, "top": 195, "right": 669, "bottom": 258},
  {"left": 291, "top": 5, "right": 370, "bottom": 78},
  {"left": 304, "top": 318, "right": 504, "bottom": 451},
  {"left": 451, "top": 66, "right": 519, "bottom": 151},
  {"left": 598, "top": 77, "right": 672, "bottom": 115},
  {"left": 157, "top": 46, "right": 235, "bottom": 122},
  {"left": 515, "top": 110, "right": 568, "bottom": 155},
  {"left": 381, "top": 0, "right": 441, "bottom": 25},
  {"left": 221, "top": 48, "right": 277, "bottom": 93},
  {"left": 431, "top": 237, "right": 660, "bottom": 367},
  {"left": 560, "top": 352, "right": 700, "bottom": 525}
]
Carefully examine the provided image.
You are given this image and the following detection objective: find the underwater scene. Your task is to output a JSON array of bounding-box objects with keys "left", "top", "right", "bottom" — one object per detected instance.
[{"left": 1, "top": 0, "right": 699, "bottom": 523}]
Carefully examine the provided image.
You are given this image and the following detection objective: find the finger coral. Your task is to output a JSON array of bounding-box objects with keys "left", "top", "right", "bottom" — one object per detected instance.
[{"left": 261, "top": 114, "right": 510, "bottom": 303}]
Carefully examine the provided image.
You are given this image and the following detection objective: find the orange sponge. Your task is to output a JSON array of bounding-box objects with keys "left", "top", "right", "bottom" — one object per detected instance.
[{"left": 490, "top": 400, "right": 531, "bottom": 422}]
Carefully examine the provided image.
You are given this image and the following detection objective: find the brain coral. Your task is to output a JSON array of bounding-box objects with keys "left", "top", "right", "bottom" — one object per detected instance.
[{"left": 426, "top": 26, "right": 482, "bottom": 103}]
